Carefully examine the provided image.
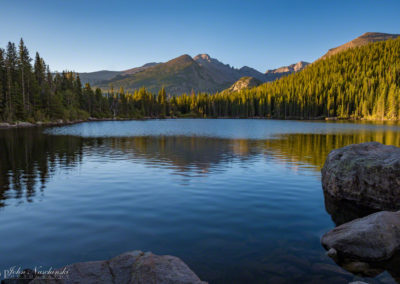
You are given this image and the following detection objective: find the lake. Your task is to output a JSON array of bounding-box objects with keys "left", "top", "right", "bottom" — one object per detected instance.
[{"left": 1, "top": 119, "right": 400, "bottom": 283}]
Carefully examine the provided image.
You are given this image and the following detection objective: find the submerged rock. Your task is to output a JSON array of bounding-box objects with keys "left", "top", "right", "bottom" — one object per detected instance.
[
  {"left": 321, "top": 142, "right": 400, "bottom": 210},
  {"left": 19, "top": 251, "right": 206, "bottom": 284}
]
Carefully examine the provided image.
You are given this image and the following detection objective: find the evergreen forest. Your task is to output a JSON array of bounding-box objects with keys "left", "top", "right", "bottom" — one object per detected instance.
[{"left": 1, "top": 37, "right": 399, "bottom": 122}]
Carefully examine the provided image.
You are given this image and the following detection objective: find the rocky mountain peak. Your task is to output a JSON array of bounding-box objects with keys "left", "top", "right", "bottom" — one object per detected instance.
[
  {"left": 194, "top": 54, "right": 212, "bottom": 62},
  {"left": 293, "top": 61, "right": 309, "bottom": 72},
  {"left": 167, "top": 54, "right": 195, "bottom": 65},
  {"left": 265, "top": 61, "right": 309, "bottom": 75}
]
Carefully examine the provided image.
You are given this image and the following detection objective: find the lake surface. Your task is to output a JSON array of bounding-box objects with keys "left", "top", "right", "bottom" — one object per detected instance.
[{"left": 1, "top": 119, "right": 400, "bottom": 283}]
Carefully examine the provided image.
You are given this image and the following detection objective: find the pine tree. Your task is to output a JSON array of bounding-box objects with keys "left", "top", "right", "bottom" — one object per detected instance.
[
  {"left": 33, "top": 52, "right": 46, "bottom": 111},
  {"left": 0, "top": 48, "right": 5, "bottom": 119},
  {"left": 387, "top": 84, "right": 398, "bottom": 120},
  {"left": 18, "top": 38, "right": 32, "bottom": 117},
  {"left": 5, "top": 42, "right": 18, "bottom": 120},
  {"left": 158, "top": 87, "right": 167, "bottom": 116}
]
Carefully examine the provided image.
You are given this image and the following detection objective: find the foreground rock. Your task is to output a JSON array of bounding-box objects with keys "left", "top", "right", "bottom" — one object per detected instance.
[
  {"left": 321, "top": 142, "right": 400, "bottom": 210},
  {"left": 322, "top": 211, "right": 400, "bottom": 262},
  {"left": 6, "top": 251, "right": 206, "bottom": 284},
  {"left": 321, "top": 212, "right": 400, "bottom": 280}
]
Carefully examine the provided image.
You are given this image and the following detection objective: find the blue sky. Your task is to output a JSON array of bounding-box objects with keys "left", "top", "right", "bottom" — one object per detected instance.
[{"left": 1, "top": 0, "right": 399, "bottom": 72}]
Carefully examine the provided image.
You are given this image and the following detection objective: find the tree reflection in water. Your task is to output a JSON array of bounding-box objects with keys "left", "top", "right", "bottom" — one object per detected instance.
[{"left": 1, "top": 127, "right": 400, "bottom": 209}]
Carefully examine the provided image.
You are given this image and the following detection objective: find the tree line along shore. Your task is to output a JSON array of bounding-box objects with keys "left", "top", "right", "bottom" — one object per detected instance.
[{"left": 0, "top": 37, "right": 399, "bottom": 124}]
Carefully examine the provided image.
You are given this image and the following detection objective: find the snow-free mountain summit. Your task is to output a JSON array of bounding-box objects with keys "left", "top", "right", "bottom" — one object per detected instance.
[{"left": 77, "top": 32, "right": 400, "bottom": 95}]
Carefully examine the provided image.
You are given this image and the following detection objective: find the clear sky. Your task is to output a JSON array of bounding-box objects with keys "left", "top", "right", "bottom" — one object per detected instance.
[{"left": 1, "top": 0, "right": 399, "bottom": 73}]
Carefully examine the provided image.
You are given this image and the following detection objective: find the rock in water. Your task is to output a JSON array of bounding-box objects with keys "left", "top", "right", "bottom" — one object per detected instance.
[
  {"left": 321, "top": 211, "right": 400, "bottom": 262},
  {"left": 321, "top": 142, "right": 400, "bottom": 210},
  {"left": 28, "top": 251, "right": 206, "bottom": 284}
]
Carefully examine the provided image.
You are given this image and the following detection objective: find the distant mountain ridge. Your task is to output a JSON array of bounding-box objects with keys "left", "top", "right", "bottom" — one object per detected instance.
[
  {"left": 193, "top": 53, "right": 268, "bottom": 83},
  {"left": 95, "top": 54, "right": 225, "bottom": 94},
  {"left": 77, "top": 32, "right": 399, "bottom": 94},
  {"left": 78, "top": 63, "right": 160, "bottom": 85},
  {"left": 265, "top": 61, "right": 310, "bottom": 80},
  {"left": 89, "top": 54, "right": 273, "bottom": 94},
  {"left": 78, "top": 70, "right": 121, "bottom": 85},
  {"left": 321, "top": 32, "right": 400, "bottom": 59},
  {"left": 86, "top": 53, "right": 310, "bottom": 94}
]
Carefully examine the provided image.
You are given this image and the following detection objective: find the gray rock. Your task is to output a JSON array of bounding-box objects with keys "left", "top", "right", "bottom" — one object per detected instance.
[
  {"left": 0, "top": 122, "right": 11, "bottom": 128},
  {"left": 16, "top": 121, "right": 34, "bottom": 127},
  {"left": 321, "top": 142, "right": 400, "bottom": 210},
  {"left": 341, "top": 261, "right": 383, "bottom": 277},
  {"left": 28, "top": 251, "right": 206, "bottom": 284},
  {"left": 227, "top": 77, "right": 262, "bottom": 92},
  {"left": 321, "top": 211, "right": 400, "bottom": 262},
  {"left": 326, "top": 248, "right": 338, "bottom": 261},
  {"left": 130, "top": 252, "right": 206, "bottom": 284},
  {"left": 311, "top": 262, "right": 352, "bottom": 276}
]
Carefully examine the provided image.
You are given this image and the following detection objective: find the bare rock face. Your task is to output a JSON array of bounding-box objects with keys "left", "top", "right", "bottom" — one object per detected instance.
[
  {"left": 321, "top": 211, "right": 400, "bottom": 262},
  {"left": 265, "top": 61, "right": 309, "bottom": 75},
  {"left": 28, "top": 251, "right": 206, "bottom": 284},
  {"left": 227, "top": 76, "right": 262, "bottom": 92},
  {"left": 321, "top": 142, "right": 400, "bottom": 210}
]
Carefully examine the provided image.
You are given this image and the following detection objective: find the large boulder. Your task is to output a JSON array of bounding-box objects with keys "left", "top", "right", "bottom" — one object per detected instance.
[
  {"left": 321, "top": 211, "right": 400, "bottom": 262},
  {"left": 25, "top": 251, "right": 206, "bottom": 284},
  {"left": 321, "top": 142, "right": 400, "bottom": 210}
]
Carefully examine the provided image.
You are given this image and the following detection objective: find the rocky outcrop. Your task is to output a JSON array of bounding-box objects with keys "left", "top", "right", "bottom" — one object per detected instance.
[
  {"left": 264, "top": 61, "right": 309, "bottom": 81},
  {"left": 8, "top": 251, "right": 206, "bottom": 284},
  {"left": 265, "top": 61, "right": 309, "bottom": 75},
  {"left": 227, "top": 76, "right": 262, "bottom": 92},
  {"left": 321, "top": 142, "right": 400, "bottom": 210}
]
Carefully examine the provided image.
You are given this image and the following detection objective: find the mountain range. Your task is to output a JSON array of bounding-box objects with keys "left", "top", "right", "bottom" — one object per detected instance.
[
  {"left": 80, "top": 54, "right": 309, "bottom": 94},
  {"left": 78, "top": 32, "right": 399, "bottom": 94}
]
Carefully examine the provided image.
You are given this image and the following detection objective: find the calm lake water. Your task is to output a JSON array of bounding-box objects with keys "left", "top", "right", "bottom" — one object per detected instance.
[{"left": 1, "top": 119, "right": 400, "bottom": 283}]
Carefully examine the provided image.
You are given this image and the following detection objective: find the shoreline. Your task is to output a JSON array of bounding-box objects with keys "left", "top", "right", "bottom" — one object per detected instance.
[
  {"left": 0, "top": 116, "right": 399, "bottom": 129},
  {"left": 0, "top": 118, "right": 138, "bottom": 129}
]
